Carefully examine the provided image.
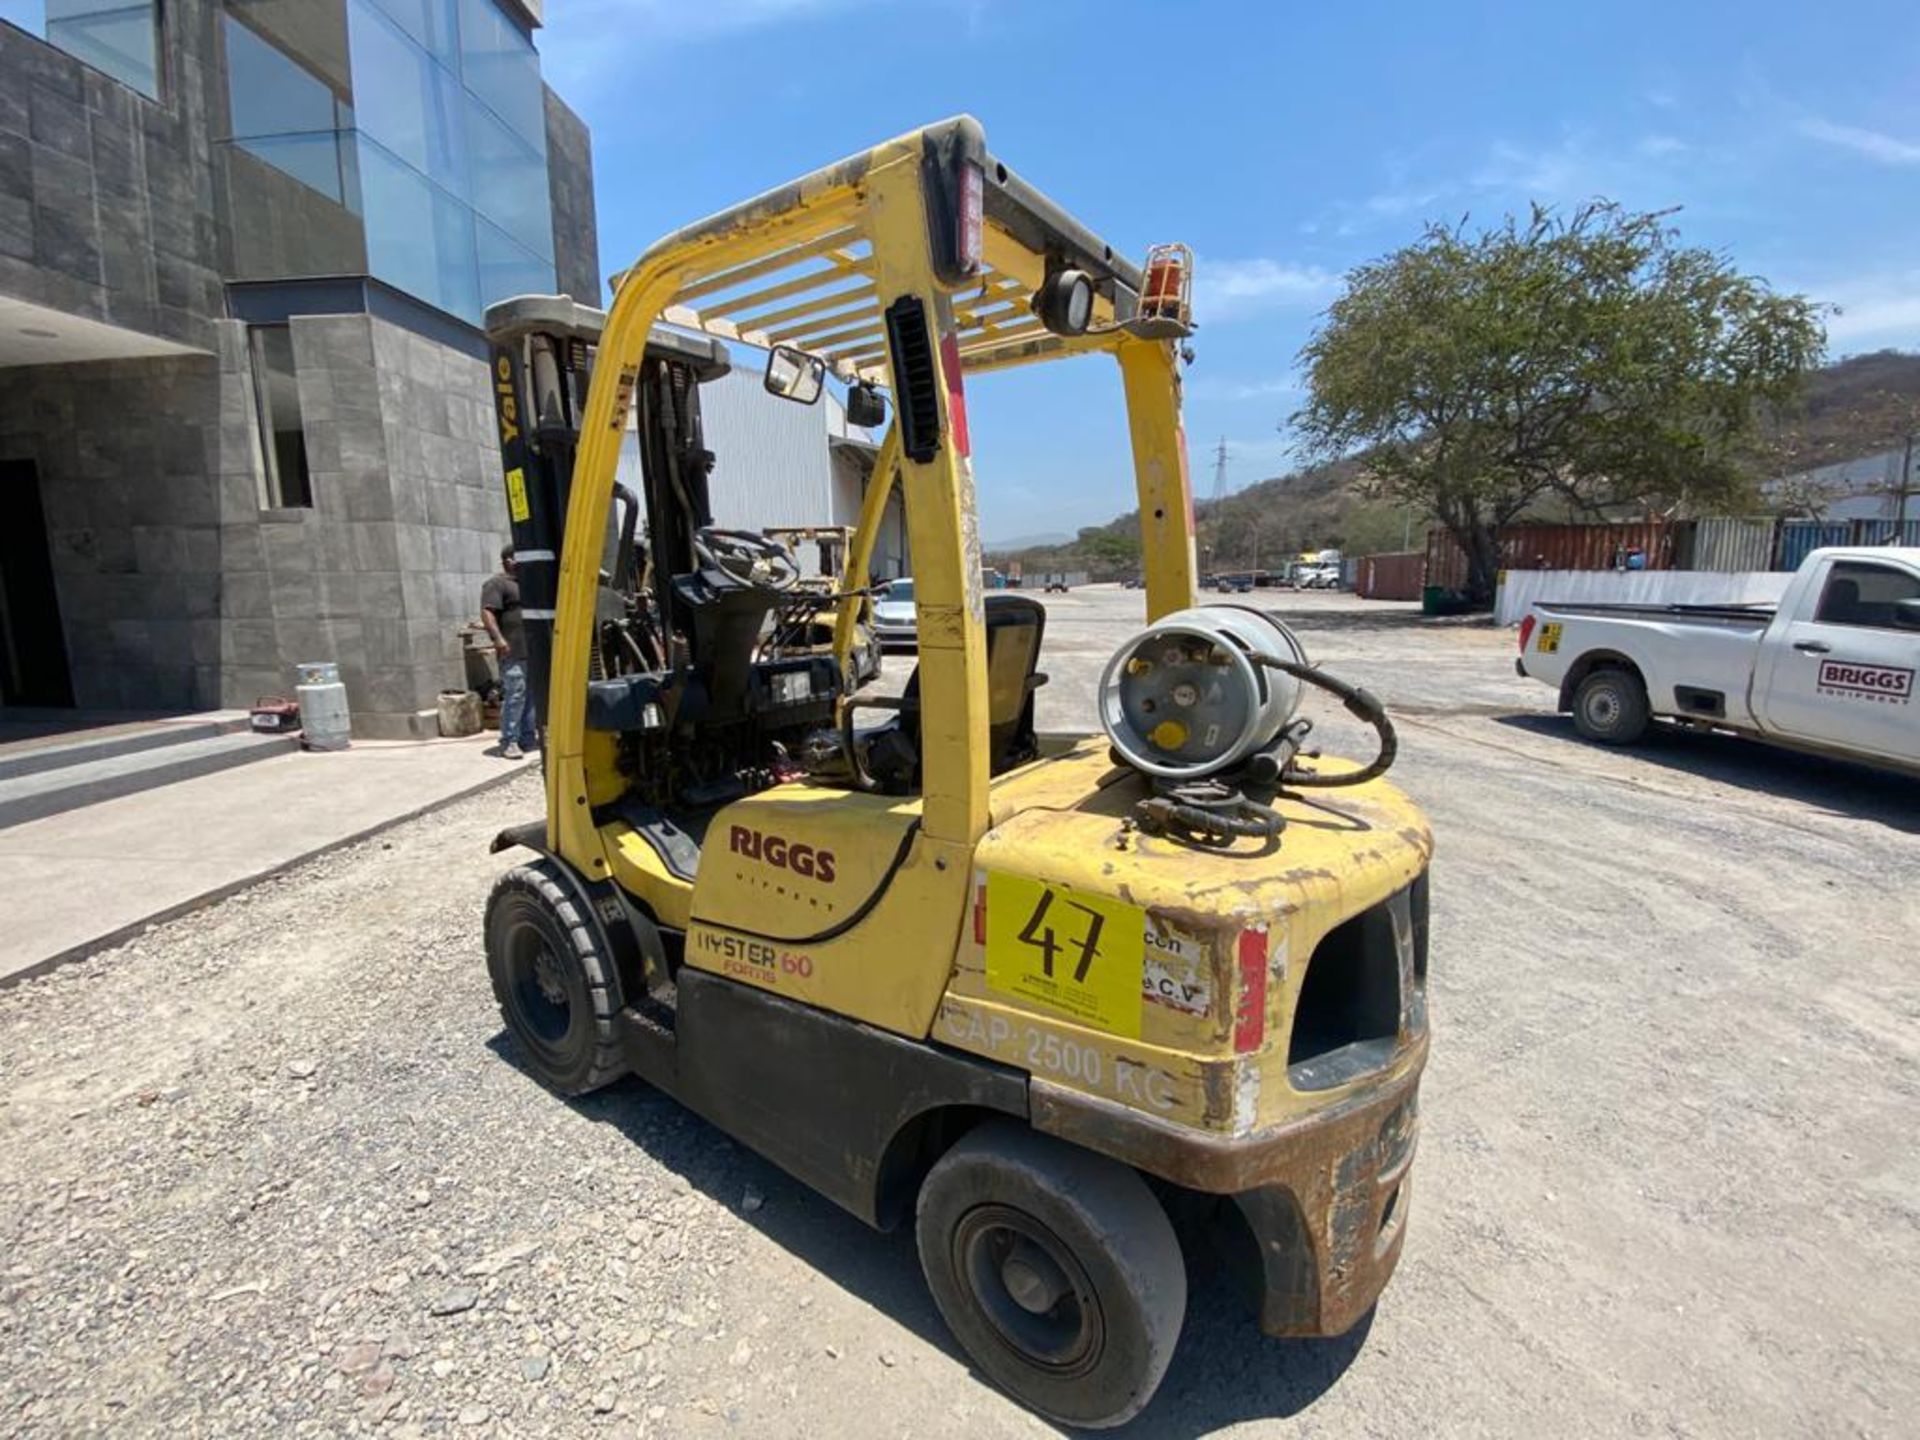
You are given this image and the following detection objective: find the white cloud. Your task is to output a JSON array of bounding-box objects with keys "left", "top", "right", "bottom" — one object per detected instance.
[
  {"left": 1186, "top": 375, "right": 1303, "bottom": 403},
  {"left": 1797, "top": 117, "right": 1920, "bottom": 166},
  {"left": 540, "top": 0, "right": 878, "bottom": 92},
  {"left": 1360, "top": 186, "right": 1442, "bottom": 219},
  {"left": 1195, "top": 258, "right": 1339, "bottom": 322},
  {"left": 1815, "top": 272, "right": 1920, "bottom": 346},
  {"left": 1460, "top": 130, "right": 1706, "bottom": 211},
  {"left": 1470, "top": 139, "right": 1584, "bottom": 198}
]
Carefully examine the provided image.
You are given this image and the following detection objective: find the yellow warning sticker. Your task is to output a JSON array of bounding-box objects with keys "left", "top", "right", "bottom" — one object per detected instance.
[
  {"left": 985, "top": 872, "right": 1144, "bottom": 1037},
  {"left": 505, "top": 466, "right": 530, "bottom": 523},
  {"left": 1538, "top": 621, "right": 1562, "bottom": 653}
]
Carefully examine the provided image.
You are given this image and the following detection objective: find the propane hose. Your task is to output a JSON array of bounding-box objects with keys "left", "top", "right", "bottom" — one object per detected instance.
[
  {"left": 1254, "top": 656, "right": 1399, "bottom": 787},
  {"left": 1135, "top": 791, "right": 1283, "bottom": 844}
]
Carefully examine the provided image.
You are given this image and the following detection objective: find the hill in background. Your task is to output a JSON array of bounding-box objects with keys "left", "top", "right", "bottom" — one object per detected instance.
[{"left": 984, "top": 350, "right": 1920, "bottom": 579}]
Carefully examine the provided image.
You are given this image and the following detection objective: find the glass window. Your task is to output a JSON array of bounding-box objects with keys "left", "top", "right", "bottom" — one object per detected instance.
[
  {"left": 233, "top": 132, "right": 357, "bottom": 206},
  {"left": 348, "top": 0, "right": 469, "bottom": 199},
  {"left": 365, "top": 0, "right": 455, "bottom": 66},
  {"left": 1816, "top": 562, "right": 1920, "bottom": 630},
  {"left": 457, "top": 0, "right": 544, "bottom": 148},
  {"left": 466, "top": 95, "right": 552, "bottom": 261},
  {"left": 357, "top": 135, "right": 479, "bottom": 322},
  {"left": 3, "top": 1, "right": 160, "bottom": 97},
  {"left": 476, "top": 218, "right": 552, "bottom": 310},
  {"left": 224, "top": 14, "right": 342, "bottom": 139},
  {"left": 250, "top": 327, "right": 314, "bottom": 509},
  {"left": 224, "top": 0, "right": 354, "bottom": 94}
]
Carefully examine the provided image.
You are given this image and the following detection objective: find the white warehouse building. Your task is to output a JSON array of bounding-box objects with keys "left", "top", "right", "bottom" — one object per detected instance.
[{"left": 617, "top": 368, "right": 909, "bottom": 581}]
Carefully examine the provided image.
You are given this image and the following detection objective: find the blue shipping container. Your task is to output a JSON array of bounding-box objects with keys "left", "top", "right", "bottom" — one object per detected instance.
[{"left": 1774, "top": 521, "right": 1853, "bottom": 570}]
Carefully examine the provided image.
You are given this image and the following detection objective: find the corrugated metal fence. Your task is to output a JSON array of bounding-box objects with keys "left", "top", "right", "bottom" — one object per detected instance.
[
  {"left": 1420, "top": 515, "right": 1920, "bottom": 590},
  {"left": 1848, "top": 517, "right": 1920, "bottom": 548},
  {"left": 1688, "top": 517, "right": 1776, "bottom": 572}
]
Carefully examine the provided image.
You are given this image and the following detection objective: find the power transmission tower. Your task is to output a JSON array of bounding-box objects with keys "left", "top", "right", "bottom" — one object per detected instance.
[{"left": 1203, "top": 438, "right": 1229, "bottom": 576}]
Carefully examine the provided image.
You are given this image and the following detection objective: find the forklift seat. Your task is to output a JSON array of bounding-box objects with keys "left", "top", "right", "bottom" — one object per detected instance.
[{"left": 863, "top": 593, "right": 1048, "bottom": 791}]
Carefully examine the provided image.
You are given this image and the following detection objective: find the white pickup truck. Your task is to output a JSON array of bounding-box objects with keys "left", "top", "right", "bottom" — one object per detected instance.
[{"left": 1516, "top": 546, "right": 1920, "bottom": 771}]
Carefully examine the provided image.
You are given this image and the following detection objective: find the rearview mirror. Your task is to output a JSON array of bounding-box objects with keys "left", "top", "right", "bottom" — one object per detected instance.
[
  {"left": 1894, "top": 597, "right": 1920, "bottom": 631},
  {"left": 764, "top": 344, "right": 825, "bottom": 405}
]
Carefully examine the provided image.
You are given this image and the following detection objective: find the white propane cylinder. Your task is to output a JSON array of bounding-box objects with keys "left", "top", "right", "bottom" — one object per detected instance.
[
  {"left": 1098, "top": 606, "right": 1308, "bottom": 780},
  {"left": 295, "top": 661, "right": 352, "bottom": 751}
]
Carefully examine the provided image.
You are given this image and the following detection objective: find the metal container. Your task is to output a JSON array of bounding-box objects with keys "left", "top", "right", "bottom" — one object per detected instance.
[
  {"left": 295, "top": 661, "right": 351, "bottom": 751},
  {"left": 1099, "top": 606, "right": 1307, "bottom": 780},
  {"left": 1355, "top": 550, "right": 1426, "bottom": 600},
  {"left": 1775, "top": 521, "right": 1853, "bottom": 572}
]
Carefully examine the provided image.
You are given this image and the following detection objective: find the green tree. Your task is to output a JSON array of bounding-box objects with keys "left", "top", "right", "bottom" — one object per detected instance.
[{"left": 1295, "top": 202, "right": 1827, "bottom": 601}]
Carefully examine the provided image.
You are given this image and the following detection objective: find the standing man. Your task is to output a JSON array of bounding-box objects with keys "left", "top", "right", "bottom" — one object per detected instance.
[{"left": 481, "top": 545, "right": 537, "bottom": 759}]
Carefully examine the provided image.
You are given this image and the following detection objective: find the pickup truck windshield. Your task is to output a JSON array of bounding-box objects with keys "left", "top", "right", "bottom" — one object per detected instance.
[{"left": 886, "top": 580, "right": 915, "bottom": 602}]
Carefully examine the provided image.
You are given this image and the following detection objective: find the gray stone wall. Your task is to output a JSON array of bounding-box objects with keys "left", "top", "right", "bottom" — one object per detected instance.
[
  {"left": 0, "top": 314, "right": 511, "bottom": 736},
  {"left": 543, "top": 85, "right": 600, "bottom": 306},
  {"left": 366, "top": 314, "right": 510, "bottom": 733},
  {"left": 0, "top": 333, "right": 250, "bottom": 710},
  {"left": 239, "top": 312, "right": 510, "bottom": 737},
  {"left": 0, "top": 1, "right": 225, "bottom": 350}
]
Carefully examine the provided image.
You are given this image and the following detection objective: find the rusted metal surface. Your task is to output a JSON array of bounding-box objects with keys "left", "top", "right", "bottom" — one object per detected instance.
[
  {"left": 1030, "top": 1058, "right": 1422, "bottom": 1336},
  {"left": 1427, "top": 520, "right": 1682, "bottom": 587},
  {"left": 1027, "top": 1044, "right": 1422, "bottom": 1192},
  {"left": 1354, "top": 550, "right": 1425, "bottom": 600}
]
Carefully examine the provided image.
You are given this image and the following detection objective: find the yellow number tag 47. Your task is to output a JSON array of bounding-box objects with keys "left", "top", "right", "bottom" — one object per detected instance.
[
  {"left": 984, "top": 872, "right": 1145, "bottom": 1038},
  {"left": 1538, "top": 621, "right": 1562, "bottom": 653}
]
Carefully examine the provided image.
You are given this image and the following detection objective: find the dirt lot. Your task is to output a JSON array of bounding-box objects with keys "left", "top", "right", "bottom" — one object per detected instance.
[{"left": 2, "top": 586, "right": 1916, "bottom": 1437}]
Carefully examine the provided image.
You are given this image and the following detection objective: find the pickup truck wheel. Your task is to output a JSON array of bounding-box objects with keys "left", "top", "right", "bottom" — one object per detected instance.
[
  {"left": 485, "top": 861, "right": 626, "bottom": 1096},
  {"left": 916, "top": 1122, "right": 1185, "bottom": 1428},
  {"left": 1572, "top": 667, "right": 1651, "bottom": 745}
]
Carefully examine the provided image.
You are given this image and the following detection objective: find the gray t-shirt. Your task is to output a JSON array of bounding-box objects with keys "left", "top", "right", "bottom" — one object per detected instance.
[{"left": 481, "top": 572, "right": 525, "bottom": 655}]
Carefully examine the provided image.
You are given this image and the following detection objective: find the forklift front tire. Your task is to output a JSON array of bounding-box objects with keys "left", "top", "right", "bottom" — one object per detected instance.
[
  {"left": 485, "top": 861, "right": 627, "bottom": 1096},
  {"left": 915, "top": 1121, "right": 1186, "bottom": 1429}
]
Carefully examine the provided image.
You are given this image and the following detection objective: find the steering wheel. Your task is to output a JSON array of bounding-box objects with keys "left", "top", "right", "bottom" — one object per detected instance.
[{"left": 693, "top": 528, "right": 801, "bottom": 593}]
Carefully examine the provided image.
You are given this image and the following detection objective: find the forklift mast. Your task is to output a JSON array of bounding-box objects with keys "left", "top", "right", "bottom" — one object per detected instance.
[
  {"left": 634, "top": 356, "right": 715, "bottom": 641},
  {"left": 485, "top": 297, "right": 732, "bottom": 725}
]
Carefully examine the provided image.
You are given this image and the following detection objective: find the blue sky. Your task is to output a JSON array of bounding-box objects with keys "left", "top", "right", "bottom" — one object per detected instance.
[{"left": 537, "top": 0, "right": 1920, "bottom": 542}]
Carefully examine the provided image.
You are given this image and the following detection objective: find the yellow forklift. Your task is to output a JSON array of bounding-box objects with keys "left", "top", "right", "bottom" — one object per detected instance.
[
  {"left": 482, "top": 117, "right": 1430, "bottom": 1427},
  {"left": 761, "top": 524, "right": 884, "bottom": 687}
]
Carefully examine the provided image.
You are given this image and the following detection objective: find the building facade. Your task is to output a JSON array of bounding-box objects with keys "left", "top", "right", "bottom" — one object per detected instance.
[{"left": 0, "top": 0, "right": 598, "bottom": 736}]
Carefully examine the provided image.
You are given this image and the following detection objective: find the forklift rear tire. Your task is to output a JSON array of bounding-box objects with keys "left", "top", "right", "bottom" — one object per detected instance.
[
  {"left": 1571, "top": 666, "right": 1651, "bottom": 746},
  {"left": 915, "top": 1121, "right": 1186, "bottom": 1429},
  {"left": 485, "top": 861, "right": 626, "bottom": 1096}
]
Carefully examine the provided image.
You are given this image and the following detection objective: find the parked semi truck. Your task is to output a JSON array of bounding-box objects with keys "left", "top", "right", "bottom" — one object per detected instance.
[{"left": 1516, "top": 546, "right": 1919, "bottom": 771}]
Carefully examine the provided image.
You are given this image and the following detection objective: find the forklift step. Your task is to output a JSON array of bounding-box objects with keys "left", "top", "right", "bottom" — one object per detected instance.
[{"left": 0, "top": 730, "right": 299, "bottom": 830}]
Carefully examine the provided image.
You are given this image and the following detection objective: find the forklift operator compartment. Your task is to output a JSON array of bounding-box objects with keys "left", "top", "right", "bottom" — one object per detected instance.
[{"left": 480, "top": 116, "right": 1432, "bottom": 1429}]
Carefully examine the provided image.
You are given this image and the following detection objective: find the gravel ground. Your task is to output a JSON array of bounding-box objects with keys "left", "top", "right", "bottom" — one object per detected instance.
[{"left": 2, "top": 588, "right": 1917, "bottom": 1437}]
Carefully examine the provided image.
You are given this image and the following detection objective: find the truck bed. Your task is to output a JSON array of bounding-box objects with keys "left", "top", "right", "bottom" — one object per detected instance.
[{"left": 1532, "top": 599, "right": 1776, "bottom": 627}]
